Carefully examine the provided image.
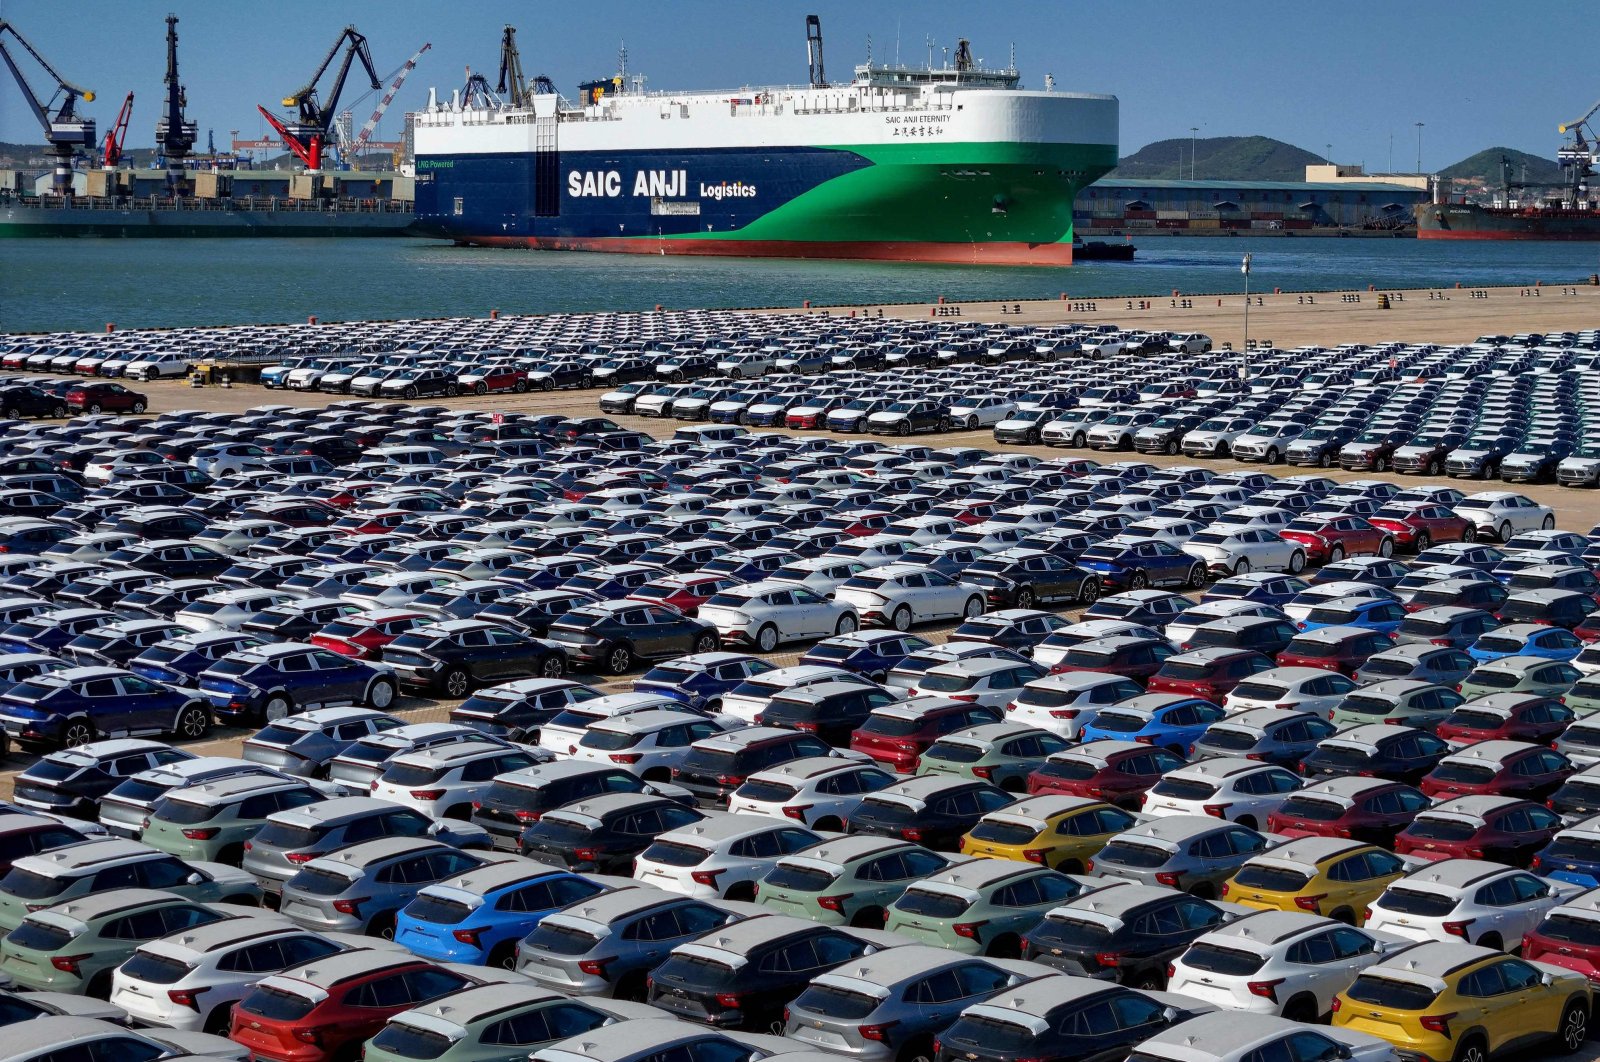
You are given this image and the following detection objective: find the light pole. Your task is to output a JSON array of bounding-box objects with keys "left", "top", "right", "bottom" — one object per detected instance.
[
  {"left": 1190, "top": 127, "right": 1198, "bottom": 180},
  {"left": 1415, "top": 122, "right": 1425, "bottom": 173},
  {"left": 1241, "top": 253, "right": 1252, "bottom": 382}
]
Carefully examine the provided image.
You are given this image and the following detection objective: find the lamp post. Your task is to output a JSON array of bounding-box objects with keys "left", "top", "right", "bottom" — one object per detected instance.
[
  {"left": 1415, "top": 122, "right": 1425, "bottom": 173},
  {"left": 1241, "top": 253, "right": 1252, "bottom": 382},
  {"left": 1190, "top": 126, "right": 1198, "bottom": 180}
]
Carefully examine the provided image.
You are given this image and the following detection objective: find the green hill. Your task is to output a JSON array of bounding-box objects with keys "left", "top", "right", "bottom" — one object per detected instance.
[
  {"left": 1110, "top": 136, "right": 1327, "bottom": 182},
  {"left": 1439, "top": 146, "right": 1563, "bottom": 188}
]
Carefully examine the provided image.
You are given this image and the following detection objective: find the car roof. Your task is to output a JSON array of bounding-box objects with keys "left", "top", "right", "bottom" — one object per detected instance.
[
  {"left": 1395, "top": 857, "right": 1513, "bottom": 891},
  {"left": 659, "top": 813, "right": 790, "bottom": 844},
  {"left": 777, "top": 834, "right": 915, "bottom": 866},
  {"left": 266, "top": 796, "right": 406, "bottom": 829},
  {"left": 164, "top": 773, "right": 307, "bottom": 803}
]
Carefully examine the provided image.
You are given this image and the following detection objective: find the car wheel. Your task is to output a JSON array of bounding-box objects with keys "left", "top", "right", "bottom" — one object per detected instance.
[
  {"left": 1, "top": 408, "right": 17, "bottom": 420},
  {"left": 1414, "top": 531, "right": 1431, "bottom": 553},
  {"left": 262, "top": 695, "right": 293, "bottom": 722},
  {"left": 1559, "top": 1000, "right": 1590, "bottom": 1053},
  {"left": 1078, "top": 578, "right": 1100, "bottom": 605},
  {"left": 175, "top": 703, "right": 211, "bottom": 740},
  {"left": 1265, "top": 447, "right": 1279, "bottom": 464},
  {"left": 1282, "top": 995, "right": 1319, "bottom": 1024},
  {"left": 61, "top": 719, "right": 95, "bottom": 748},
  {"left": 1379, "top": 537, "right": 1394, "bottom": 558},
  {"left": 51, "top": 405, "right": 66, "bottom": 418},
  {"left": 541, "top": 378, "right": 555, "bottom": 392},
  {"left": 1016, "top": 587, "right": 1036, "bottom": 609},
  {"left": 88, "top": 402, "right": 102, "bottom": 413},
  {"left": 1233, "top": 558, "right": 1252, "bottom": 577},
  {"left": 1544, "top": 513, "right": 1557, "bottom": 530},
  {"left": 1463, "top": 525, "right": 1477, "bottom": 542},
  {"left": 1072, "top": 431, "right": 1086, "bottom": 448},
  {"left": 694, "top": 632, "right": 719, "bottom": 653},
  {"left": 1128, "top": 571, "right": 1149, "bottom": 590},
  {"left": 1328, "top": 544, "right": 1345, "bottom": 564},
  {"left": 1318, "top": 452, "right": 1332, "bottom": 468},
  {"left": 1288, "top": 551, "right": 1306, "bottom": 574},
  {"left": 1451, "top": 1035, "right": 1488, "bottom": 1062},
  {"left": 538, "top": 654, "right": 566, "bottom": 679},
  {"left": 835, "top": 614, "right": 858, "bottom": 636},
  {"left": 898, "top": 1039, "right": 937, "bottom": 1062},
  {"left": 443, "top": 668, "right": 472, "bottom": 697},
  {"left": 474, "top": 381, "right": 489, "bottom": 395},
  {"left": 756, "top": 625, "right": 779, "bottom": 652},
  {"left": 1426, "top": 457, "right": 1443, "bottom": 475},
  {"left": 366, "top": 913, "right": 397, "bottom": 940},
  {"left": 1374, "top": 455, "right": 1388, "bottom": 472},
  {"left": 1131, "top": 970, "right": 1164, "bottom": 992},
  {"left": 1499, "top": 521, "right": 1513, "bottom": 542},
  {"left": 402, "top": 386, "right": 418, "bottom": 399},
  {"left": 366, "top": 678, "right": 397, "bottom": 710},
  {"left": 897, "top": 420, "right": 911, "bottom": 436},
  {"left": 203, "top": 1004, "right": 233, "bottom": 1036},
  {"left": 1025, "top": 429, "right": 1041, "bottom": 445},
  {"left": 513, "top": 379, "right": 529, "bottom": 394},
  {"left": 891, "top": 605, "right": 913, "bottom": 631},
  {"left": 963, "top": 596, "right": 984, "bottom": 619},
  {"left": 1165, "top": 439, "right": 1179, "bottom": 456}
]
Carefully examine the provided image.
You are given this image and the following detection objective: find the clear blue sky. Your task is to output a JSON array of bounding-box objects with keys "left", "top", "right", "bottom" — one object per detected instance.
[{"left": 0, "top": 0, "right": 1589, "bottom": 170}]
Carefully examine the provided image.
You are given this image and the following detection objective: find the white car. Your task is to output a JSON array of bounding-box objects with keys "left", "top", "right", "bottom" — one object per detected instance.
[
  {"left": 911, "top": 657, "right": 1047, "bottom": 710},
  {"left": 767, "top": 557, "right": 867, "bottom": 598},
  {"left": 1169, "top": 910, "right": 1410, "bottom": 1020},
  {"left": 1453, "top": 491, "right": 1556, "bottom": 542},
  {"left": 824, "top": 535, "right": 916, "bottom": 570},
  {"left": 534, "top": 692, "right": 686, "bottom": 757},
  {"left": 1087, "top": 409, "right": 1166, "bottom": 451},
  {"left": 343, "top": 571, "right": 460, "bottom": 612},
  {"left": 174, "top": 588, "right": 295, "bottom": 633},
  {"left": 1231, "top": 421, "right": 1306, "bottom": 464},
  {"left": 1006, "top": 672, "right": 1144, "bottom": 739},
  {"left": 1030, "top": 620, "right": 1162, "bottom": 670},
  {"left": 719, "top": 664, "right": 871, "bottom": 723},
  {"left": 1183, "top": 527, "right": 1306, "bottom": 578},
  {"left": 697, "top": 581, "right": 858, "bottom": 652},
  {"left": 1166, "top": 600, "right": 1288, "bottom": 650},
  {"left": 124, "top": 351, "right": 192, "bottom": 381},
  {"left": 368, "top": 740, "right": 539, "bottom": 820},
  {"left": 727, "top": 756, "right": 896, "bottom": 829},
  {"left": 833, "top": 562, "right": 986, "bottom": 631},
  {"left": 1366, "top": 857, "right": 1581, "bottom": 950},
  {"left": 1141, "top": 757, "right": 1302, "bottom": 827},
  {"left": 947, "top": 394, "right": 1018, "bottom": 429},
  {"left": 632, "top": 813, "right": 823, "bottom": 898},
  {"left": 569, "top": 709, "right": 743, "bottom": 778},
  {"left": 83, "top": 450, "right": 167, "bottom": 485},
  {"left": 1182, "top": 416, "right": 1258, "bottom": 457}
]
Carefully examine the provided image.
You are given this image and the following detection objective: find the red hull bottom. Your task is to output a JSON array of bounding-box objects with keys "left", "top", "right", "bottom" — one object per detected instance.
[
  {"left": 460, "top": 234, "right": 1077, "bottom": 266},
  {"left": 1418, "top": 229, "right": 1600, "bottom": 241}
]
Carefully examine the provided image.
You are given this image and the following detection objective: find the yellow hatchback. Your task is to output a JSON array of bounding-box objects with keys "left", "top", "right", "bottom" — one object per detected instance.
[
  {"left": 959, "top": 793, "right": 1136, "bottom": 871},
  {"left": 1222, "top": 836, "right": 1408, "bottom": 925},
  {"left": 1333, "top": 940, "right": 1592, "bottom": 1062}
]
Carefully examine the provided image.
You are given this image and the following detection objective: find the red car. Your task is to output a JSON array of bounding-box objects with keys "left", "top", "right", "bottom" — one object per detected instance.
[
  {"left": 1576, "top": 613, "right": 1600, "bottom": 643},
  {"left": 1393, "top": 794, "right": 1561, "bottom": 865},
  {"left": 627, "top": 573, "right": 735, "bottom": 617},
  {"left": 330, "top": 508, "right": 409, "bottom": 535},
  {"left": 1368, "top": 502, "right": 1474, "bottom": 553},
  {"left": 1524, "top": 907, "right": 1600, "bottom": 983},
  {"left": 240, "top": 499, "right": 339, "bottom": 528},
  {"left": 64, "top": 381, "right": 147, "bottom": 414},
  {"left": 850, "top": 698, "right": 1000, "bottom": 773},
  {"left": 928, "top": 500, "right": 999, "bottom": 526},
  {"left": 464, "top": 364, "right": 530, "bottom": 395},
  {"left": 1279, "top": 515, "right": 1392, "bottom": 565},
  {"left": 1433, "top": 692, "right": 1575, "bottom": 746},
  {"left": 1025, "top": 740, "right": 1186, "bottom": 809},
  {"left": 1418, "top": 739, "right": 1575, "bottom": 801},
  {"left": 1266, "top": 776, "right": 1432, "bottom": 847},
  {"left": 1047, "top": 635, "right": 1175, "bottom": 684},
  {"left": 309, "top": 481, "right": 383, "bottom": 509},
  {"left": 230, "top": 952, "right": 486, "bottom": 1062},
  {"left": 1145, "top": 647, "right": 1274, "bottom": 701},
  {"left": 310, "top": 608, "right": 430, "bottom": 659},
  {"left": 1276, "top": 626, "right": 1396, "bottom": 676},
  {"left": 820, "top": 510, "right": 896, "bottom": 537}
]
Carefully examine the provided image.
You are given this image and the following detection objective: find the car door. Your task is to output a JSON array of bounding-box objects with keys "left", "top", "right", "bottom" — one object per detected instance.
[{"left": 112, "top": 674, "right": 176, "bottom": 734}]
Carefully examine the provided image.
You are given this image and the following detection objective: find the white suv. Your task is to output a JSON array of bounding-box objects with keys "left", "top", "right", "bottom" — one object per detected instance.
[
  {"left": 1454, "top": 492, "right": 1556, "bottom": 542},
  {"left": 1141, "top": 758, "right": 1302, "bottom": 827},
  {"left": 1006, "top": 672, "right": 1145, "bottom": 739},
  {"left": 369, "top": 740, "right": 540, "bottom": 820},
  {"left": 727, "top": 756, "right": 895, "bottom": 830},
  {"left": 1365, "top": 859, "right": 1581, "bottom": 950},
  {"left": 125, "top": 352, "right": 192, "bottom": 382},
  {"left": 569, "top": 709, "right": 742, "bottom": 779},
  {"left": 632, "top": 813, "right": 823, "bottom": 899}
]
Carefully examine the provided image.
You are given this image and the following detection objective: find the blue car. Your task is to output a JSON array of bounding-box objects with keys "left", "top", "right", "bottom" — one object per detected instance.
[
  {"left": 1466, "top": 622, "right": 1585, "bottom": 664},
  {"left": 0, "top": 607, "right": 120, "bottom": 656},
  {"left": 561, "top": 563, "right": 670, "bottom": 602},
  {"left": 1078, "top": 693, "right": 1226, "bottom": 755},
  {"left": 128, "top": 629, "right": 266, "bottom": 687},
  {"left": 631, "top": 651, "right": 775, "bottom": 711},
  {"left": 496, "top": 555, "right": 591, "bottom": 593},
  {"left": 394, "top": 863, "right": 610, "bottom": 966},
  {"left": 1531, "top": 825, "right": 1600, "bottom": 887},
  {"left": 1076, "top": 540, "right": 1202, "bottom": 591},
  {"left": 0, "top": 665, "right": 211, "bottom": 748},
  {"left": 197, "top": 642, "right": 400, "bottom": 723},
  {"left": 799, "top": 631, "right": 934, "bottom": 682},
  {"left": 0, "top": 653, "right": 69, "bottom": 697},
  {"left": 1294, "top": 596, "right": 1407, "bottom": 636},
  {"left": 0, "top": 522, "right": 74, "bottom": 553}
]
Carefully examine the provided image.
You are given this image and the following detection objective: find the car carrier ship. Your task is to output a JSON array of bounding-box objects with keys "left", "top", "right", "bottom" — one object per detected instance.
[{"left": 412, "top": 19, "right": 1119, "bottom": 266}]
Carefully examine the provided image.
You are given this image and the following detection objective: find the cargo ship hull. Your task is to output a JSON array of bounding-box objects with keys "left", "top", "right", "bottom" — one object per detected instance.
[
  {"left": 0, "top": 201, "right": 415, "bottom": 237},
  {"left": 414, "top": 73, "right": 1119, "bottom": 266},
  {"left": 1416, "top": 202, "right": 1600, "bottom": 240}
]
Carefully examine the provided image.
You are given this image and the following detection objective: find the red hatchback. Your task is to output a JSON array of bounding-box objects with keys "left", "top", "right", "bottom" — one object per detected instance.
[
  {"left": 1276, "top": 626, "right": 1396, "bottom": 677},
  {"left": 1393, "top": 794, "right": 1561, "bottom": 866},
  {"left": 929, "top": 500, "right": 999, "bottom": 526},
  {"left": 1418, "top": 739, "right": 1576, "bottom": 801},
  {"left": 466, "top": 365, "right": 529, "bottom": 394},
  {"left": 64, "top": 381, "right": 147, "bottom": 413},
  {"left": 1524, "top": 900, "right": 1600, "bottom": 983},
  {"left": 229, "top": 952, "right": 485, "bottom": 1062},
  {"left": 1047, "top": 635, "right": 1175, "bottom": 684},
  {"left": 1146, "top": 647, "right": 1274, "bottom": 701},
  {"left": 1024, "top": 740, "right": 1186, "bottom": 809},
  {"left": 310, "top": 608, "right": 430, "bottom": 659},
  {"left": 1433, "top": 692, "right": 1576, "bottom": 746},
  {"left": 849, "top": 698, "right": 1000, "bottom": 773},
  {"left": 627, "top": 573, "right": 736, "bottom": 617},
  {"left": 1266, "top": 776, "right": 1432, "bottom": 847},
  {"left": 1368, "top": 502, "right": 1474, "bottom": 553},
  {"left": 331, "top": 508, "right": 409, "bottom": 535},
  {"left": 1279, "top": 515, "right": 1392, "bottom": 565}
]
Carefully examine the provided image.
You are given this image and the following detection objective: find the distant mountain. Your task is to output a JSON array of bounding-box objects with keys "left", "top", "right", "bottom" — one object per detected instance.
[
  {"left": 1110, "top": 136, "right": 1327, "bottom": 182},
  {"left": 1439, "top": 146, "right": 1563, "bottom": 188}
]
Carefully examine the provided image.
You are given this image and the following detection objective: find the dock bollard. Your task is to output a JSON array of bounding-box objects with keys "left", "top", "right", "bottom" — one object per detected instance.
[
  {"left": 189, "top": 371, "right": 203, "bottom": 388},
  {"left": 220, "top": 373, "right": 232, "bottom": 389},
  {"left": 105, "top": 323, "right": 115, "bottom": 333},
  {"left": 308, "top": 315, "right": 318, "bottom": 325}
]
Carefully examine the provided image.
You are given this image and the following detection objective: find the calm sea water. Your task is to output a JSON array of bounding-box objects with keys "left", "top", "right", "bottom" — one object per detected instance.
[{"left": 4, "top": 234, "right": 1600, "bottom": 334}]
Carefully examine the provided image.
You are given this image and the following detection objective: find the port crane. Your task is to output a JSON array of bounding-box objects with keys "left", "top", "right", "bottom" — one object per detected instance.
[
  {"left": 257, "top": 25, "right": 380, "bottom": 173},
  {"left": 101, "top": 92, "right": 133, "bottom": 169},
  {"left": 350, "top": 41, "right": 430, "bottom": 163},
  {"left": 156, "top": 14, "right": 197, "bottom": 187},
  {"left": 496, "top": 26, "right": 555, "bottom": 105},
  {"left": 0, "top": 19, "right": 95, "bottom": 195}
]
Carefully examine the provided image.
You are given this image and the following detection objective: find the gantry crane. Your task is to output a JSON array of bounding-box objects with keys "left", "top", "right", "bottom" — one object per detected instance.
[
  {"left": 0, "top": 19, "right": 95, "bottom": 195},
  {"left": 101, "top": 92, "right": 133, "bottom": 168},
  {"left": 156, "top": 14, "right": 198, "bottom": 188},
  {"left": 257, "top": 25, "right": 380, "bottom": 173},
  {"left": 351, "top": 41, "right": 430, "bottom": 164}
]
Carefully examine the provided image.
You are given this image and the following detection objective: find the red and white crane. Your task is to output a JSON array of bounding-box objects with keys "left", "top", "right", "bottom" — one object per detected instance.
[{"left": 351, "top": 41, "right": 430, "bottom": 162}]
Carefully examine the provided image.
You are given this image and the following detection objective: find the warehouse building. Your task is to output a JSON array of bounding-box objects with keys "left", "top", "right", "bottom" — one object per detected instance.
[{"left": 1073, "top": 170, "right": 1429, "bottom": 236}]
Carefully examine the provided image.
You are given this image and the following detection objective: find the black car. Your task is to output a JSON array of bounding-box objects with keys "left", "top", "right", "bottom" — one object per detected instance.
[
  {"left": 934, "top": 979, "right": 1201, "bottom": 1062},
  {"left": 111, "top": 510, "right": 211, "bottom": 540},
  {"left": 546, "top": 600, "right": 719, "bottom": 675},
  {"left": 379, "top": 368, "right": 459, "bottom": 399},
  {"left": 1134, "top": 412, "right": 1210, "bottom": 457},
  {"left": 1179, "top": 615, "right": 1300, "bottom": 657},
  {"left": 517, "top": 793, "right": 705, "bottom": 872},
  {"left": 846, "top": 776, "right": 1015, "bottom": 849},
  {"left": 961, "top": 551, "right": 1101, "bottom": 610},
  {"left": 1022, "top": 885, "right": 1235, "bottom": 985},
  {"left": 1496, "top": 588, "right": 1599, "bottom": 630},
  {"left": 866, "top": 400, "right": 950, "bottom": 436},
  {"left": 648, "top": 919, "right": 875, "bottom": 1031},
  {"left": 471, "top": 590, "right": 596, "bottom": 638},
  {"left": 11, "top": 741, "right": 192, "bottom": 819},
  {"left": 671, "top": 727, "right": 842, "bottom": 807},
  {"left": 380, "top": 619, "right": 569, "bottom": 697},
  {"left": 56, "top": 569, "right": 164, "bottom": 611},
  {"left": 950, "top": 610, "right": 1071, "bottom": 655},
  {"left": 0, "top": 386, "right": 66, "bottom": 420},
  {"left": 756, "top": 681, "right": 901, "bottom": 746},
  {"left": 1299, "top": 724, "right": 1450, "bottom": 783},
  {"left": 61, "top": 619, "right": 189, "bottom": 668},
  {"left": 469, "top": 762, "right": 685, "bottom": 849}
]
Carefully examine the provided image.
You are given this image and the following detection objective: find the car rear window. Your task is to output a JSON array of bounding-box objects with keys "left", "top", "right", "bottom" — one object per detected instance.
[
  {"left": 251, "top": 821, "right": 324, "bottom": 850},
  {"left": 1405, "top": 817, "right": 1477, "bottom": 842},
  {"left": 923, "top": 740, "right": 983, "bottom": 764},
  {"left": 946, "top": 1015, "right": 1040, "bottom": 1052},
  {"left": 523, "top": 920, "right": 603, "bottom": 956},
  {"left": 1539, "top": 837, "right": 1600, "bottom": 865},
  {"left": 119, "top": 950, "right": 194, "bottom": 985},
  {"left": 1037, "top": 914, "right": 1112, "bottom": 948},
  {"left": 1428, "top": 762, "right": 1497, "bottom": 785},
  {"left": 1379, "top": 887, "right": 1459, "bottom": 916},
  {"left": 238, "top": 985, "right": 317, "bottom": 1021},
  {"left": 289, "top": 866, "right": 357, "bottom": 897},
  {"left": 736, "top": 779, "right": 799, "bottom": 804},
  {"left": 967, "top": 820, "right": 1039, "bottom": 846},
  {"left": 381, "top": 763, "right": 445, "bottom": 787},
  {"left": 1467, "top": 669, "right": 1519, "bottom": 690},
  {"left": 1275, "top": 796, "right": 1346, "bottom": 821},
  {"left": 1232, "top": 865, "right": 1312, "bottom": 892},
  {"left": 1443, "top": 708, "right": 1505, "bottom": 730},
  {"left": 1537, "top": 913, "right": 1600, "bottom": 946},
  {"left": 368, "top": 1022, "right": 456, "bottom": 1061},
  {"left": 1180, "top": 942, "right": 1267, "bottom": 976},
  {"left": 641, "top": 841, "right": 710, "bottom": 867},
  {"left": 252, "top": 724, "right": 305, "bottom": 746},
  {"left": 679, "top": 748, "right": 741, "bottom": 776},
  {"left": 403, "top": 893, "right": 475, "bottom": 925},
  {"left": 763, "top": 861, "right": 838, "bottom": 893},
  {"left": 1149, "top": 777, "right": 1218, "bottom": 801},
  {"left": 153, "top": 798, "right": 217, "bottom": 826},
  {"left": 793, "top": 984, "right": 881, "bottom": 1020},
  {"left": 6, "top": 919, "right": 74, "bottom": 952},
  {"left": 894, "top": 888, "right": 971, "bottom": 918},
  {"left": 857, "top": 714, "right": 921, "bottom": 738},
  {"left": 1097, "top": 841, "right": 1169, "bottom": 868},
  {"left": 1197, "top": 727, "right": 1256, "bottom": 752},
  {"left": 1346, "top": 975, "right": 1439, "bottom": 1011},
  {"left": 1160, "top": 660, "right": 1219, "bottom": 681},
  {"left": 0, "top": 868, "right": 67, "bottom": 900}
]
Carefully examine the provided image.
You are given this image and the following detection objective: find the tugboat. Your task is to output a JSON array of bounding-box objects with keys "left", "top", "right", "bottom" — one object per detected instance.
[{"left": 1071, "top": 236, "right": 1136, "bottom": 260}]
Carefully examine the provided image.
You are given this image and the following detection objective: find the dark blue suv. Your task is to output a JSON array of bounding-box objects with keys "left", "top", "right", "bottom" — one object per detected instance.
[
  {"left": 197, "top": 642, "right": 399, "bottom": 723},
  {"left": 631, "top": 651, "right": 775, "bottom": 711},
  {"left": 0, "top": 665, "right": 211, "bottom": 749},
  {"left": 799, "top": 631, "right": 934, "bottom": 682}
]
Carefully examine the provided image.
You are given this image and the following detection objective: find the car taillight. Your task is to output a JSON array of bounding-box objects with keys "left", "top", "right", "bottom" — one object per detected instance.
[
  {"left": 573, "top": 847, "right": 602, "bottom": 863},
  {"left": 715, "top": 991, "right": 747, "bottom": 1009},
  {"left": 1247, "top": 979, "right": 1283, "bottom": 1002},
  {"left": 609, "top": 753, "right": 641, "bottom": 764},
  {"left": 1202, "top": 804, "right": 1230, "bottom": 818},
  {"left": 1330, "top": 997, "right": 1342, "bottom": 1013},
  {"left": 294, "top": 1029, "right": 323, "bottom": 1045},
  {"left": 1094, "top": 952, "right": 1121, "bottom": 968},
  {"left": 453, "top": 927, "right": 483, "bottom": 945},
  {"left": 1134, "top": 735, "right": 1155, "bottom": 745},
  {"left": 1442, "top": 919, "right": 1475, "bottom": 938},
  {"left": 169, "top": 988, "right": 204, "bottom": 1011},
  {"left": 859, "top": 1022, "right": 899, "bottom": 1043},
  {"left": 1022, "top": 848, "right": 1049, "bottom": 864},
  {"left": 1220, "top": 882, "right": 1230, "bottom": 896},
  {"left": 50, "top": 954, "right": 89, "bottom": 975},
  {"left": 285, "top": 852, "right": 314, "bottom": 864},
  {"left": 971, "top": 765, "right": 993, "bottom": 779},
  {"left": 816, "top": 894, "right": 850, "bottom": 912},
  {"left": 1155, "top": 871, "right": 1183, "bottom": 887},
  {"left": 411, "top": 789, "right": 445, "bottom": 800},
  {"left": 1295, "top": 894, "right": 1328, "bottom": 911},
  {"left": 578, "top": 956, "right": 614, "bottom": 977},
  {"left": 1419, "top": 1013, "right": 1457, "bottom": 1036},
  {"left": 691, "top": 868, "right": 725, "bottom": 887},
  {"left": 1084, "top": 859, "right": 1095, "bottom": 872},
  {"left": 899, "top": 827, "right": 924, "bottom": 841},
  {"left": 181, "top": 827, "right": 220, "bottom": 840},
  {"left": 332, "top": 897, "right": 367, "bottom": 916},
  {"left": 952, "top": 921, "right": 986, "bottom": 941},
  {"left": 514, "top": 809, "right": 542, "bottom": 822},
  {"left": 782, "top": 805, "right": 813, "bottom": 821}
]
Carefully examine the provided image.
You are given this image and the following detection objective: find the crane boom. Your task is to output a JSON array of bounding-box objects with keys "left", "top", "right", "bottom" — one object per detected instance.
[
  {"left": 261, "top": 24, "right": 380, "bottom": 172},
  {"left": 353, "top": 41, "right": 430, "bottom": 159},
  {"left": 1559, "top": 95, "right": 1600, "bottom": 136},
  {"left": 0, "top": 19, "right": 95, "bottom": 194},
  {"left": 498, "top": 26, "right": 527, "bottom": 107},
  {"left": 102, "top": 91, "right": 133, "bottom": 168}
]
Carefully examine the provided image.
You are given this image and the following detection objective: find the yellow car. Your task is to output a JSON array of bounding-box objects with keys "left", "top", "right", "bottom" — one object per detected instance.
[
  {"left": 1333, "top": 940, "right": 1592, "bottom": 1062},
  {"left": 959, "top": 793, "right": 1136, "bottom": 871},
  {"left": 1222, "top": 836, "right": 1408, "bottom": 925}
]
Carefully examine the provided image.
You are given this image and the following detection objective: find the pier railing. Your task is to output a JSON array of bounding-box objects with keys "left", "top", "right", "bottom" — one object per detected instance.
[{"left": 7, "top": 195, "right": 414, "bottom": 213}]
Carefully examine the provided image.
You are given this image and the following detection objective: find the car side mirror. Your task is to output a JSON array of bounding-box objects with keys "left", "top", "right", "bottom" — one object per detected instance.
[{"left": 186, "top": 872, "right": 204, "bottom": 885}]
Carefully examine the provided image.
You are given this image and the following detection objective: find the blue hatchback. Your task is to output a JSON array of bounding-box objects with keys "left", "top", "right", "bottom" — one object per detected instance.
[
  {"left": 1076, "top": 540, "right": 1201, "bottom": 591},
  {"left": 1466, "top": 622, "right": 1585, "bottom": 664},
  {"left": 1294, "top": 596, "right": 1407, "bottom": 636},
  {"left": 1201, "top": 573, "right": 1311, "bottom": 608},
  {"left": 128, "top": 629, "right": 266, "bottom": 687},
  {"left": 197, "top": 642, "right": 399, "bottom": 722},
  {"left": 1532, "top": 826, "right": 1600, "bottom": 887},
  {"left": 1078, "top": 693, "right": 1225, "bottom": 755},
  {"left": 0, "top": 608, "right": 120, "bottom": 656},
  {"left": 799, "top": 631, "right": 934, "bottom": 682},
  {"left": 0, "top": 665, "right": 211, "bottom": 748},
  {"left": 631, "top": 651, "right": 775, "bottom": 711},
  {"left": 394, "top": 863, "right": 610, "bottom": 966}
]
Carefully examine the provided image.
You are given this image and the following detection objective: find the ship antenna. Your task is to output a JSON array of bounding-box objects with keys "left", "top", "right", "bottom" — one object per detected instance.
[
  {"left": 618, "top": 41, "right": 627, "bottom": 81},
  {"left": 865, "top": 34, "right": 872, "bottom": 66},
  {"left": 926, "top": 35, "right": 934, "bottom": 69},
  {"left": 1010, "top": 43, "right": 1016, "bottom": 72}
]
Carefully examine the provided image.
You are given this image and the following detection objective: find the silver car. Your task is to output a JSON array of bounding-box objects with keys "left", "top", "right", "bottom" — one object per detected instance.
[
  {"left": 276, "top": 836, "right": 491, "bottom": 937},
  {"left": 1091, "top": 815, "right": 1272, "bottom": 897},
  {"left": 1132, "top": 1011, "right": 1394, "bottom": 1062},
  {"left": 240, "top": 707, "right": 403, "bottom": 778}
]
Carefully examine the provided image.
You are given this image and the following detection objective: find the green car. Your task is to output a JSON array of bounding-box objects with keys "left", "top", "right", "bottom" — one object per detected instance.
[
  {"left": 142, "top": 775, "right": 325, "bottom": 864},
  {"left": 1459, "top": 655, "right": 1583, "bottom": 701},
  {"left": 0, "top": 838, "right": 261, "bottom": 932},
  {"left": 1326, "top": 678, "right": 1464, "bottom": 731},
  {"left": 0, "top": 887, "right": 244, "bottom": 997},
  {"left": 1566, "top": 673, "right": 1600, "bottom": 716},
  {"left": 363, "top": 983, "right": 661, "bottom": 1062},
  {"left": 755, "top": 834, "right": 954, "bottom": 926},
  {"left": 883, "top": 858, "right": 1095, "bottom": 957},
  {"left": 916, "top": 721, "right": 1071, "bottom": 792}
]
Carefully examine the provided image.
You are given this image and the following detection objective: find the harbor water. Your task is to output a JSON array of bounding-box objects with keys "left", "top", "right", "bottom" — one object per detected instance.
[{"left": 3, "top": 235, "right": 1600, "bottom": 334}]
